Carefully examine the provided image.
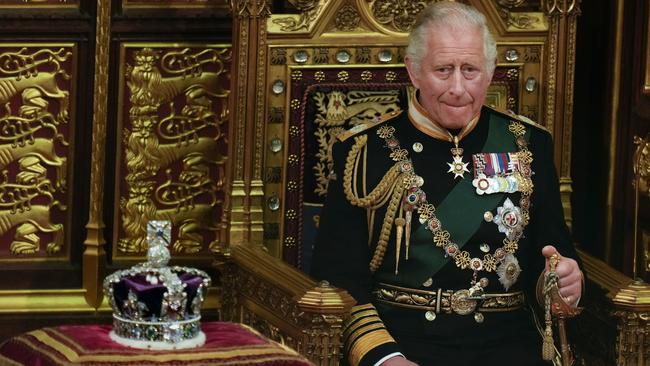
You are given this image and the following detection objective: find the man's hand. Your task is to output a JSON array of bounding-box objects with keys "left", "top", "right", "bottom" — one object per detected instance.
[
  {"left": 380, "top": 356, "right": 419, "bottom": 366},
  {"left": 542, "top": 245, "right": 582, "bottom": 306}
]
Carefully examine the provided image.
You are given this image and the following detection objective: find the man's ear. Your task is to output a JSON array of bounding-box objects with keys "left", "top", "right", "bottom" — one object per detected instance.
[{"left": 404, "top": 56, "right": 421, "bottom": 89}]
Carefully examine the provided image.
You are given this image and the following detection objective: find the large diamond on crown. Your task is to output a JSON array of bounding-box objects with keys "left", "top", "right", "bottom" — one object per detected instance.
[{"left": 103, "top": 220, "right": 211, "bottom": 350}]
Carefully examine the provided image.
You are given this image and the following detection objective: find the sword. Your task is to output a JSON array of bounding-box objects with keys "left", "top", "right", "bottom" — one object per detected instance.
[{"left": 542, "top": 253, "right": 582, "bottom": 366}]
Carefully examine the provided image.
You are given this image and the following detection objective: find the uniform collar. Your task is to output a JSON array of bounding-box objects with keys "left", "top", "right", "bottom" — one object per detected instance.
[{"left": 407, "top": 90, "right": 480, "bottom": 142}]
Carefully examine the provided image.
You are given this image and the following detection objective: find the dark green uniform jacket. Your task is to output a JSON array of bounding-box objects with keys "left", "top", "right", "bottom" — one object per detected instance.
[{"left": 311, "top": 101, "right": 580, "bottom": 366}]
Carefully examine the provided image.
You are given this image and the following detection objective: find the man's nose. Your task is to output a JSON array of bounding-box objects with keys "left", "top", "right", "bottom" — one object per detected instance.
[{"left": 448, "top": 69, "right": 465, "bottom": 96}]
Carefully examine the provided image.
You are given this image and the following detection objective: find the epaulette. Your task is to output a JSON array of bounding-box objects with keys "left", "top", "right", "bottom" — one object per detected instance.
[
  {"left": 485, "top": 105, "right": 550, "bottom": 134},
  {"left": 336, "top": 109, "right": 404, "bottom": 142}
]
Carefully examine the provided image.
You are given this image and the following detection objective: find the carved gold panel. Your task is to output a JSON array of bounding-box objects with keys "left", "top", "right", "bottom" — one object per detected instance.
[
  {"left": 0, "top": 0, "right": 79, "bottom": 8},
  {"left": 113, "top": 43, "right": 231, "bottom": 261},
  {"left": 0, "top": 44, "right": 76, "bottom": 262},
  {"left": 122, "top": 0, "right": 228, "bottom": 9}
]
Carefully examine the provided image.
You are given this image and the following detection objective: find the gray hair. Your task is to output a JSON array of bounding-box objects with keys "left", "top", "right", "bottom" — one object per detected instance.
[{"left": 406, "top": 1, "right": 497, "bottom": 74}]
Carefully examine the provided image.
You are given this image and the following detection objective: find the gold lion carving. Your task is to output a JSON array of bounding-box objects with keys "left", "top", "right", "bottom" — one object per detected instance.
[
  {"left": 0, "top": 72, "right": 69, "bottom": 123},
  {"left": 119, "top": 47, "right": 229, "bottom": 254}
]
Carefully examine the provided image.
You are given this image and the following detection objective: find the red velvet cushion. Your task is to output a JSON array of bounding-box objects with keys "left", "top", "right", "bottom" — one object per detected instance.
[{"left": 0, "top": 322, "right": 313, "bottom": 366}]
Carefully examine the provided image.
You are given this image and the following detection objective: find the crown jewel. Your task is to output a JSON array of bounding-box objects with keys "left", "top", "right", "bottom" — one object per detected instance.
[{"left": 103, "top": 220, "right": 211, "bottom": 350}]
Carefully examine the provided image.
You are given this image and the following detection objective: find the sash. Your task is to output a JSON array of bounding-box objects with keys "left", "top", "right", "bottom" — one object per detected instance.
[{"left": 379, "top": 113, "right": 531, "bottom": 288}]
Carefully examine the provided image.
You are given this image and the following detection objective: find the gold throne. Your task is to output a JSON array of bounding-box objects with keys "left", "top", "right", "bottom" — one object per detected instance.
[{"left": 217, "top": 1, "right": 579, "bottom": 365}]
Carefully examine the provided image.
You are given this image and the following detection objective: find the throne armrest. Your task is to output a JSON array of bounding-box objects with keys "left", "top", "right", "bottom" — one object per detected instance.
[{"left": 215, "top": 243, "right": 356, "bottom": 366}]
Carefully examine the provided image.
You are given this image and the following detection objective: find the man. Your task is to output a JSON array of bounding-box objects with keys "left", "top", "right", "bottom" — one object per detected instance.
[{"left": 311, "top": 2, "right": 583, "bottom": 366}]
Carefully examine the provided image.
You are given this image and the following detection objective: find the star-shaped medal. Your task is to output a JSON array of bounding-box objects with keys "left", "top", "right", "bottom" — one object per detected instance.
[{"left": 447, "top": 155, "right": 470, "bottom": 179}]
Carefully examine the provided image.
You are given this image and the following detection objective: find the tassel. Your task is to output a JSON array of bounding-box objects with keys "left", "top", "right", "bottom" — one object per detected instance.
[
  {"left": 542, "top": 270, "right": 555, "bottom": 361},
  {"left": 405, "top": 211, "right": 412, "bottom": 260},
  {"left": 542, "top": 327, "right": 554, "bottom": 361},
  {"left": 394, "top": 218, "right": 405, "bottom": 275}
]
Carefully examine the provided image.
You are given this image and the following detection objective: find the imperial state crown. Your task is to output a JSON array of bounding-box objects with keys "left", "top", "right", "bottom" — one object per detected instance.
[{"left": 103, "top": 220, "right": 211, "bottom": 350}]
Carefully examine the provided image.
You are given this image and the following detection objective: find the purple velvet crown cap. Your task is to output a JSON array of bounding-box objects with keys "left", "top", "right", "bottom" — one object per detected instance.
[
  {"left": 111, "top": 269, "right": 207, "bottom": 320},
  {"left": 102, "top": 220, "right": 211, "bottom": 349}
]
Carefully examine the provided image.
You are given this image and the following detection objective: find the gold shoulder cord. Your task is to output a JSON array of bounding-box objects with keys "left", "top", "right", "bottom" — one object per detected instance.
[{"left": 343, "top": 135, "right": 405, "bottom": 272}]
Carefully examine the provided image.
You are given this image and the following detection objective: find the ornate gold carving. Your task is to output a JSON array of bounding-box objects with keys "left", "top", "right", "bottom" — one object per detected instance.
[
  {"left": 217, "top": 243, "right": 354, "bottom": 365},
  {"left": 284, "top": 236, "right": 296, "bottom": 248},
  {"left": 312, "top": 90, "right": 400, "bottom": 196},
  {"left": 82, "top": 0, "right": 111, "bottom": 309},
  {"left": 0, "top": 142, "right": 66, "bottom": 255},
  {"left": 243, "top": 309, "right": 297, "bottom": 347},
  {"left": 497, "top": 0, "right": 526, "bottom": 8},
  {"left": 357, "top": 47, "right": 371, "bottom": 63},
  {"left": 272, "top": 0, "right": 325, "bottom": 32},
  {"left": 117, "top": 46, "right": 230, "bottom": 255},
  {"left": 254, "top": 2, "right": 271, "bottom": 183},
  {"left": 229, "top": 0, "right": 252, "bottom": 16},
  {"left": 287, "top": 181, "right": 298, "bottom": 191},
  {"left": 87, "top": 1, "right": 110, "bottom": 233},
  {"left": 495, "top": 0, "right": 548, "bottom": 32},
  {"left": 524, "top": 46, "right": 541, "bottom": 63},
  {"left": 634, "top": 135, "right": 650, "bottom": 198},
  {"left": 269, "top": 107, "right": 284, "bottom": 123},
  {"left": 361, "top": 70, "right": 374, "bottom": 81},
  {"left": 313, "top": 48, "right": 329, "bottom": 64},
  {"left": 0, "top": 180, "right": 65, "bottom": 255},
  {"left": 0, "top": 48, "right": 71, "bottom": 123},
  {"left": 285, "top": 209, "right": 297, "bottom": 220},
  {"left": 335, "top": 4, "right": 361, "bottom": 31},
  {"left": 507, "top": 12, "right": 542, "bottom": 30},
  {"left": 314, "top": 71, "right": 325, "bottom": 82},
  {"left": 289, "top": 125, "right": 299, "bottom": 138},
  {"left": 291, "top": 70, "right": 303, "bottom": 81},
  {"left": 124, "top": 0, "right": 228, "bottom": 9},
  {"left": 506, "top": 68, "right": 519, "bottom": 80},
  {"left": 544, "top": 0, "right": 580, "bottom": 16},
  {"left": 367, "top": 0, "right": 428, "bottom": 33},
  {"left": 0, "top": 45, "right": 72, "bottom": 260},
  {"left": 270, "top": 48, "right": 287, "bottom": 65},
  {"left": 612, "top": 280, "right": 650, "bottom": 366}
]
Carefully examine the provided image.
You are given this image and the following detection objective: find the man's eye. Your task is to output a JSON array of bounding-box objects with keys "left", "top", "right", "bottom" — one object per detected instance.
[{"left": 462, "top": 66, "right": 479, "bottom": 77}]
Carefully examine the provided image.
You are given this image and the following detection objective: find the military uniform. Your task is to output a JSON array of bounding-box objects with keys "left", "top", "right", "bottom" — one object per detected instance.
[{"left": 311, "top": 94, "right": 579, "bottom": 366}]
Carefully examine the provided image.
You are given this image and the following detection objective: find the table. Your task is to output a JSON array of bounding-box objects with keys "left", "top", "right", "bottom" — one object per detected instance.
[{"left": 0, "top": 321, "right": 314, "bottom": 366}]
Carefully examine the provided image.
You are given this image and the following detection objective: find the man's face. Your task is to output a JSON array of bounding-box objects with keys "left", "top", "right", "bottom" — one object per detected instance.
[{"left": 406, "top": 26, "right": 494, "bottom": 129}]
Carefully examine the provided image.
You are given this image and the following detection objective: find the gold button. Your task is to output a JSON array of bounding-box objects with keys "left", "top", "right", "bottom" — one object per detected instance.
[
  {"left": 484, "top": 211, "right": 493, "bottom": 222},
  {"left": 474, "top": 312, "right": 484, "bottom": 323},
  {"left": 412, "top": 142, "right": 423, "bottom": 153},
  {"left": 425, "top": 311, "right": 437, "bottom": 321}
]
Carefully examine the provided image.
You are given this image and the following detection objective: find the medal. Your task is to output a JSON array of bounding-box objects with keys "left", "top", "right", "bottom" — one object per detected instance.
[
  {"left": 497, "top": 253, "right": 521, "bottom": 291},
  {"left": 493, "top": 198, "right": 524, "bottom": 240},
  {"left": 447, "top": 135, "right": 469, "bottom": 179}
]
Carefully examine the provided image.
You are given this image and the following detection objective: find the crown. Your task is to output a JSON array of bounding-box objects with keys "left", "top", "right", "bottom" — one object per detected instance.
[{"left": 103, "top": 220, "right": 211, "bottom": 350}]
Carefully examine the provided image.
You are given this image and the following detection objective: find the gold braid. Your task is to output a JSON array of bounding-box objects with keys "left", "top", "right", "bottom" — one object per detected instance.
[
  {"left": 342, "top": 134, "right": 407, "bottom": 272},
  {"left": 369, "top": 178, "right": 405, "bottom": 272},
  {"left": 344, "top": 136, "right": 401, "bottom": 208}
]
